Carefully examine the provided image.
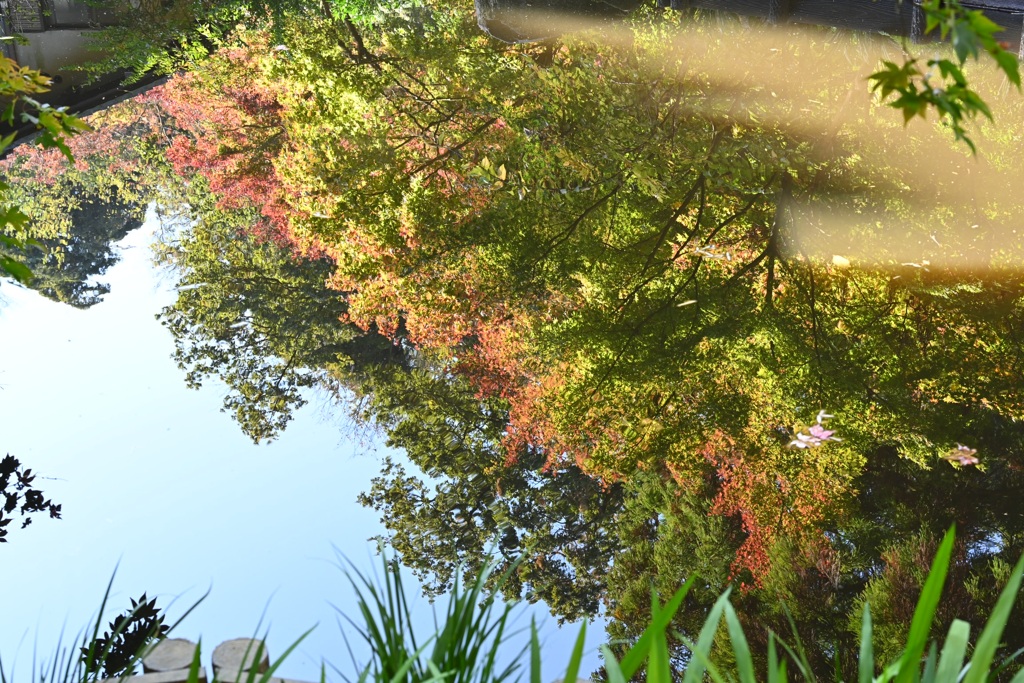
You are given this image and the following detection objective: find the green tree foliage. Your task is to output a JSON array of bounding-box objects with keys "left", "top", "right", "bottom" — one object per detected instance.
[
  {"left": 355, "top": 364, "right": 624, "bottom": 621},
  {"left": 869, "top": 0, "right": 1021, "bottom": 153},
  {"left": 155, "top": 184, "right": 378, "bottom": 442},
  {"left": 263, "top": 0, "right": 1013, "bottom": 580},
  {"left": 19, "top": 194, "right": 145, "bottom": 308},
  {"left": 2, "top": 93, "right": 167, "bottom": 305},
  {"left": 1, "top": 55, "right": 90, "bottom": 285},
  {"left": 78, "top": 0, "right": 349, "bottom": 83}
]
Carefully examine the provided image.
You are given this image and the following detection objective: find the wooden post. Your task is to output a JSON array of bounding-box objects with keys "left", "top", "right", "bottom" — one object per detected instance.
[
  {"left": 97, "top": 638, "right": 207, "bottom": 683},
  {"left": 212, "top": 638, "right": 271, "bottom": 681},
  {"left": 143, "top": 639, "right": 201, "bottom": 673}
]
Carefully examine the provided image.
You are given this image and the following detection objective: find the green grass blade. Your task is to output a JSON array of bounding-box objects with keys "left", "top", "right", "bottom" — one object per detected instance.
[
  {"left": 530, "top": 619, "right": 542, "bottom": 683},
  {"left": 649, "top": 628, "right": 672, "bottom": 683},
  {"left": 782, "top": 606, "right": 815, "bottom": 679},
  {"left": 878, "top": 658, "right": 904, "bottom": 683},
  {"left": 897, "top": 528, "right": 956, "bottom": 683},
  {"left": 396, "top": 641, "right": 435, "bottom": 683},
  {"left": 769, "top": 632, "right": 781, "bottom": 683},
  {"left": 600, "top": 645, "right": 628, "bottom": 683},
  {"left": 860, "top": 604, "right": 875, "bottom": 683},
  {"left": 562, "top": 621, "right": 587, "bottom": 683},
  {"left": 987, "top": 646, "right": 1024, "bottom": 682},
  {"left": 429, "top": 660, "right": 451, "bottom": 682},
  {"left": 424, "top": 658, "right": 456, "bottom": 683},
  {"left": 922, "top": 642, "right": 938, "bottom": 683},
  {"left": 45, "top": 620, "right": 74, "bottom": 683},
  {"left": 338, "top": 550, "right": 524, "bottom": 683},
  {"left": 335, "top": 613, "right": 361, "bottom": 683},
  {"left": 724, "top": 602, "right": 756, "bottom": 683},
  {"left": 1008, "top": 666, "right": 1024, "bottom": 683},
  {"left": 481, "top": 605, "right": 519, "bottom": 683},
  {"left": 186, "top": 639, "right": 203, "bottom": 683},
  {"left": 619, "top": 575, "right": 697, "bottom": 680},
  {"left": 768, "top": 633, "right": 791, "bottom": 683},
  {"left": 962, "top": 551, "right": 1024, "bottom": 683},
  {"left": 681, "top": 588, "right": 731, "bottom": 683},
  {"left": 775, "top": 635, "right": 811, "bottom": 683},
  {"left": 82, "top": 565, "right": 120, "bottom": 679},
  {"left": 164, "top": 587, "right": 211, "bottom": 635},
  {"left": 779, "top": 605, "right": 814, "bottom": 683},
  {"left": 340, "top": 561, "right": 418, "bottom": 683},
  {"left": 255, "top": 626, "right": 315, "bottom": 683},
  {"left": 682, "top": 636, "right": 730, "bottom": 683},
  {"left": 934, "top": 620, "right": 969, "bottom": 683}
]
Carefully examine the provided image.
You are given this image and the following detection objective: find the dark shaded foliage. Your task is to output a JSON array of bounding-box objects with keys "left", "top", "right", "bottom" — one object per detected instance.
[
  {"left": 80, "top": 593, "right": 169, "bottom": 679},
  {"left": 23, "top": 195, "right": 145, "bottom": 308},
  {"left": 0, "top": 453, "right": 62, "bottom": 543}
]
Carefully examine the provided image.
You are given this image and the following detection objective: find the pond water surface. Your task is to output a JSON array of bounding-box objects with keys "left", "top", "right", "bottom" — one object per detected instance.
[
  {"left": 0, "top": 211, "right": 603, "bottom": 681},
  {"left": 5, "top": 2, "right": 1024, "bottom": 680}
]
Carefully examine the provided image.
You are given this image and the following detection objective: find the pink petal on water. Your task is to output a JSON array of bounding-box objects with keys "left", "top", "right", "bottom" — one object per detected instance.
[{"left": 808, "top": 425, "right": 834, "bottom": 439}]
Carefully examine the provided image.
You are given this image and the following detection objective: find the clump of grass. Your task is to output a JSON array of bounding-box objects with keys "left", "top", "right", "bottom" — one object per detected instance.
[
  {"left": 0, "top": 568, "right": 310, "bottom": 683},
  {"left": 334, "top": 551, "right": 524, "bottom": 683},
  {"left": 213, "top": 634, "right": 317, "bottom": 683},
  {"left": 341, "top": 528, "right": 1024, "bottom": 683},
  {"left": 0, "top": 568, "right": 205, "bottom": 683},
  {"left": 9, "top": 528, "right": 1022, "bottom": 683},
  {"left": 570, "top": 526, "right": 1024, "bottom": 683}
]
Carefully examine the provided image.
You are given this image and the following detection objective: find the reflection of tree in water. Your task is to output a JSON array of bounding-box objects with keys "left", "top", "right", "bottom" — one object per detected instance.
[
  {"left": 24, "top": 194, "right": 144, "bottom": 309},
  {"left": 19, "top": 3, "right": 1024, "bottom": 678},
  {"left": 153, "top": 195, "right": 1024, "bottom": 676},
  {"left": 602, "top": 436, "right": 1024, "bottom": 680}
]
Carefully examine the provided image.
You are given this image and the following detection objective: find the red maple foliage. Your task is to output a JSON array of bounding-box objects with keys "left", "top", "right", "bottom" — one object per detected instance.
[{"left": 142, "top": 40, "right": 297, "bottom": 247}]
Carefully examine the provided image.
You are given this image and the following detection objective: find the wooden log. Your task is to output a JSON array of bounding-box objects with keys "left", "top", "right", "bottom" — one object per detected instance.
[
  {"left": 213, "top": 671, "right": 312, "bottom": 683},
  {"left": 211, "top": 639, "right": 270, "bottom": 678},
  {"left": 98, "top": 668, "right": 207, "bottom": 683},
  {"left": 143, "top": 639, "right": 200, "bottom": 673}
]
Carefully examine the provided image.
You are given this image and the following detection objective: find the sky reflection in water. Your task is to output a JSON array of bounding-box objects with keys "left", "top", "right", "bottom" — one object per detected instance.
[{"left": 0, "top": 212, "right": 602, "bottom": 681}]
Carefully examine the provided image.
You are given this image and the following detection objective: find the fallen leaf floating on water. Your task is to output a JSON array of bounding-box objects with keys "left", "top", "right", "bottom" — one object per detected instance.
[{"left": 942, "top": 443, "right": 979, "bottom": 466}]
